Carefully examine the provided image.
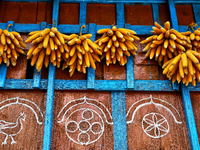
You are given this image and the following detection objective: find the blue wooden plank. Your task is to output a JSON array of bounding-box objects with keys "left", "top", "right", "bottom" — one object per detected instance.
[
  {"left": 168, "top": 0, "right": 179, "bottom": 30},
  {"left": 43, "top": 0, "right": 59, "bottom": 149},
  {"left": 116, "top": 3, "right": 125, "bottom": 25},
  {"left": 32, "top": 22, "right": 47, "bottom": 88},
  {"left": 58, "top": 24, "right": 88, "bottom": 33},
  {"left": 111, "top": 91, "right": 127, "bottom": 150},
  {"left": 152, "top": 4, "right": 161, "bottom": 24},
  {"left": 0, "top": 23, "right": 154, "bottom": 35},
  {"left": 0, "top": 64, "right": 8, "bottom": 88},
  {"left": 1, "top": 79, "right": 175, "bottom": 91},
  {"left": 181, "top": 83, "right": 200, "bottom": 150},
  {"left": 87, "top": 23, "right": 96, "bottom": 89},
  {"left": 79, "top": 2, "right": 87, "bottom": 25},
  {"left": 94, "top": 80, "right": 173, "bottom": 91},
  {"left": 4, "top": 0, "right": 166, "bottom": 3},
  {"left": 1, "top": 79, "right": 47, "bottom": 90},
  {"left": 4, "top": 0, "right": 200, "bottom": 4},
  {"left": 0, "top": 21, "right": 14, "bottom": 88},
  {"left": 192, "top": 4, "right": 200, "bottom": 28},
  {"left": 125, "top": 24, "right": 134, "bottom": 89},
  {"left": 168, "top": 0, "right": 180, "bottom": 90},
  {"left": 188, "top": 82, "right": 200, "bottom": 91}
]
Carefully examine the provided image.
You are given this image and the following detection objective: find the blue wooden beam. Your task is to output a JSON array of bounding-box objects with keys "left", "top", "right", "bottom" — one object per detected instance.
[
  {"left": 181, "top": 83, "right": 200, "bottom": 150},
  {"left": 125, "top": 24, "right": 134, "bottom": 89},
  {"left": 79, "top": 2, "right": 87, "bottom": 25},
  {"left": 87, "top": 23, "right": 96, "bottom": 89},
  {"left": 192, "top": 4, "right": 200, "bottom": 26},
  {"left": 32, "top": 22, "right": 47, "bottom": 88},
  {"left": 116, "top": 3, "right": 125, "bottom": 25},
  {"left": 0, "top": 21, "right": 14, "bottom": 88},
  {"left": 111, "top": 91, "right": 127, "bottom": 150},
  {"left": 168, "top": 0, "right": 180, "bottom": 90},
  {"left": 43, "top": 0, "right": 59, "bottom": 149},
  {"left": 1, "top": 79, "right": 176, "bottom": 91}
]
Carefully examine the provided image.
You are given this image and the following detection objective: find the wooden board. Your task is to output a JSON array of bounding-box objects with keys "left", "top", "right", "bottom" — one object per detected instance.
[
  {"left": 0, "top": 90, "right": 45, "bottom": 150},
  {"left": 190, "top": 92, "right": 200, "bottom": 140},
  {"left": 175, "top": 5, "right": 195, "bottom": 25},
  {"left": 51, "top": 91, "right": 114, "bottom": 149},
  {"left": 124, "top": 5, "right": 153, "bottom": 25},
  {"left": 126, "top": 92, "right": 190, "bottom": 149}
]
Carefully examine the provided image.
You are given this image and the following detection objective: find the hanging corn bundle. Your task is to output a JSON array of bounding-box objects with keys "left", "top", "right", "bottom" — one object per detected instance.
[
  {"left": 0, "top": 24, "right": 26, "bottom": 66},
  {"left": 96, "top": 26, "right": 139, "bottom": 66},
  {"left": 162, "top": 50, "right": 200, "bottom": 86},
  {"left": 141, "top": 21, "right": 187, "bottom": 66},
  {"left": 26, "top": 20, "right": 67, "bottom": 72},
  {"left": 62, "top": 25, "right": 101, "bottom": 77}
]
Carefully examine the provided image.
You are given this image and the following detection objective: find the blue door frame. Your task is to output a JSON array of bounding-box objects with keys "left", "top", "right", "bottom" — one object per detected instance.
[{"left": 0, "top": 0, "right": 200, "bottom": 149}]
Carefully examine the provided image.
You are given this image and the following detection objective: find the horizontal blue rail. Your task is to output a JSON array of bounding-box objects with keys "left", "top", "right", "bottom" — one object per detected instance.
[
  {"left": 0, "top": 79, "right": 178, "bottom": 91},
  {"left": 3, "top": 0, "right": 200, "bottom": 4}
]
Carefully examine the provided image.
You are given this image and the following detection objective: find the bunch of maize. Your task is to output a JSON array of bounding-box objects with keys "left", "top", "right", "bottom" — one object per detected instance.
[
  {"left": 96, "top": 26, "right": 139, "bottom": 66},
  {"left": 62, "top": 25, "right": 101, "bottom": 77},
  {"left": 26, "top": 25, "right": 67, "bottom": 72},
  {"left": 141, "top": 21, "right": 187, "bottom": 66},
  {"left": 162, "top": 50, "right": 200, "bottom": 86},
  {"left": 0, "top": 24, "right": 26, "bottom": 66},
  {"left": 182, "top": 29, "right": 200, "bottom": 52}
]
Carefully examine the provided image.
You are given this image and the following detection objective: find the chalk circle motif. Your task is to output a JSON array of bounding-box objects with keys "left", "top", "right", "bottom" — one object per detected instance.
[
  {"left": 82, "top": 109, "right": 93, "bottom": 120},
  {"left": 65, "top": 108, "right": 104, "bottom": 145},
  {"left": 142, "top": 113, "right": 169, "bottom": 138},
  {"left": 91, "top": 122, "right": 103, "bottom": 134},
  {"left": 65, "top": 121, "right": 78, "bottom": 133},
  {"left": 78, "top": 132, "right": 90, "bottom": 145},
  {"left": 79, "top": 120, "right": 91, "bottom": 132}
]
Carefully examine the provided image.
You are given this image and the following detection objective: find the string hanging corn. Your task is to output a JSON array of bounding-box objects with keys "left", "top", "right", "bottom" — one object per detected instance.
[
  {"left": 96, "top": 26, "right": 139, "bottom": 66},
  {"left": 0, "top": 24, "right": 26, "bottom": 67},
  {"left": 62, "top": 25, "right": 101, "bottom": 77}
]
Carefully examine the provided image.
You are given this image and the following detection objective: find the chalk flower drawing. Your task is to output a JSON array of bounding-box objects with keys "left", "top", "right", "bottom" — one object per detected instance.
[
  {"left": 0, "top": 97, "right": 43, "bottom": 145},
  {"left": 58, "top": 95, "right": 182, "bottom": 145},
  {"left": 142, "top": 113, "right": 169, "bottom": 138}
]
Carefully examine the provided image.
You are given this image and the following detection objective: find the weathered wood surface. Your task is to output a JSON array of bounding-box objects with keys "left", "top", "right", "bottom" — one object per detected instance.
[
  {"left": 126, "top": 92, "right": 190, "bottom": 149},
  {"left": 175, "top": 5, "right": 195, "bottom": 25},
  {"left": 190, "top": 92, "right": 200, "bottom": 140},
  {"left": 51, "top": 91, "right": 114, "bottom": 150},
  {"left": 0, "top": 90, "right": 45, "bottom": 150}
]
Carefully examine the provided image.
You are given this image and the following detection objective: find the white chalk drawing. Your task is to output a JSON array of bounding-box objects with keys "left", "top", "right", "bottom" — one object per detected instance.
[
  {"left": 126, "top": 95, "right": 182, "bottom": 124},
  {"left": 0, "top": 97, "right": 43, "bottom": 145},
  {"left": 142, "top": 113, "right": 169, "bottom": 138},
  {"left": 57, "top": 96, "right": 113, "bottom": 125},
  {"left": 58, "top": 95, "right": 182, "bottom": 145},
  {"left": 0, "top": 113, "right": 26, "bottom": 145},
  {"left": 65, "top": 108, "right": 104, "bottom": 145}
]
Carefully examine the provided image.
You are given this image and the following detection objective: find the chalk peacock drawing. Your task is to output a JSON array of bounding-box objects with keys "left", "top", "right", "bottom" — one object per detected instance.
[{"left": 0, "top": 113, "right": 26, "bottom": 145}]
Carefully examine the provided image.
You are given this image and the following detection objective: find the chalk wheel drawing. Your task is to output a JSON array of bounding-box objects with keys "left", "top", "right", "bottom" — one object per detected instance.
[
  {"left": 65, "top": 108, "right": 104, "bottom": 145},
  {"left": 142, "top": 113, "right": 169, "bottom": 138}
]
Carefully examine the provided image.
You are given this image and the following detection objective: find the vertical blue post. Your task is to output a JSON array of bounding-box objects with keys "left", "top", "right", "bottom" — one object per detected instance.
[
  {"left": 111, "top": 92, "right": 127, "bottom": 150},
  {"left": 113, "top": 4, "right": 128, "bottom": 150},
  {"left": 116, "top": 3, "right": 125, "bottom": 25},
  {"left": 79, "top": 2, "right": 87, "bottom": 25},
  {"left": 125, "top": 24, "right": 134, "bottom": 89},
  {"left": 192, "top": 4, "right": 200, "bottom": 28},
  {"left": 33, "top": 22, "right": 47, "bottom": 88},
  {"left": 181, "top": 83, "right": 200, "bottom": 150},
  {"left": 43, "top": 0, "right": 59, "bottom": 150},
  {"left": 0, "top": 21, "right": 14, "bottom": 88},
  {"left": 87, "top": 23, "right": 96, "bottom": 89},
  {"left": 168, "top": 0, "right": 179, "bottom": 90}
]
